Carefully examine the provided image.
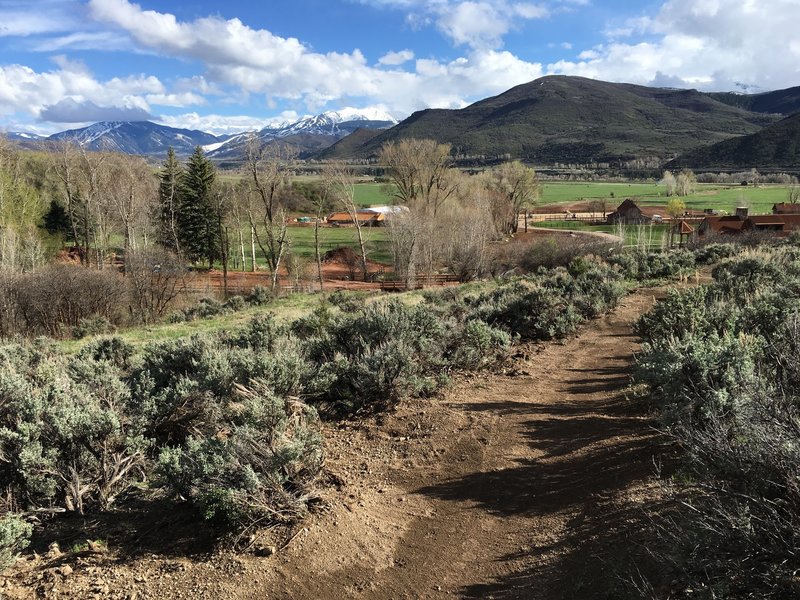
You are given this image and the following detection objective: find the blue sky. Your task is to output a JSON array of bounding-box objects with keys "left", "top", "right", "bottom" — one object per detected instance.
[{"left": 1, "top": 0, "right": 799, "bottom": 135}]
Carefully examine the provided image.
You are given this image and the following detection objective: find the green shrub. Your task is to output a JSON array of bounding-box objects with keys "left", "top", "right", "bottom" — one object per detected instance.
[
  {"left": 633, "top": 245, "right": 800, "bottom": 597},
  {"left": 447, "top": 320, "right": 511, "bottom": 370},
  {"left": 693, "top": 242, "right": 738, "bottom": 265},
  {"left": 72, "top": 316, "right": 116, "bottom": 339},
  {"left": 470, "top": 279, "right": 582, "bottom": 341},
  {"left": 156, "top": 381, "right": 322, "bottom": 526},
  {"left": 0, "top": 514, "right": 32, "bottom": 570},
  {"left": 223, "top": 295, "right": 246, "bottom": 312},
  {"left": 246, "top": 285, "right": 273, "bottom": 306}
]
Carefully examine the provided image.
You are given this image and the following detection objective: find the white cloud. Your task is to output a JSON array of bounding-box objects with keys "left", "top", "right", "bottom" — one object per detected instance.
[
  {"left": 360, "top": 0, "right": 549, "bottom": 49},
  {"left": 551, "top": 0, "right": 800, "bottom": 91},
  {"left": 378, "top": 49, "right": 415, "bottom": 66},
  {"left": 0, "top": 12, "right": 69, "bottom": 37},
  {"left": 155, "top": 112, "right": 296, "bottom": 135},
  {"left": 145, "top": 93, "right": 207, "bottom": 108},
  {"left": 40, "top": 98, "right": 152, "bottom": 122},
  {"left": 0, "top": 58, "right": 196, "bottom": 124},
  {"left": 32, "top": 31, "right": 133, "bottom": 52},
  {"left": 87, "top": 0, "right": 544, "bottom": 117}
]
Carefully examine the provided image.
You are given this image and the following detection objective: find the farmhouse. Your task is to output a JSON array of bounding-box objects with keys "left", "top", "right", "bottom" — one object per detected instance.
[
  {"left": 606, "top": 199, "right": 664, "bottom": 224},
  {"left": 326, "top": 209, "right": 386, "bottom": 227},
  {"left": 699, "top": 207, "right": 800, "bottom": 237},
  {"left": 772, "top": 202, "right": 800, "bottom": 214}
]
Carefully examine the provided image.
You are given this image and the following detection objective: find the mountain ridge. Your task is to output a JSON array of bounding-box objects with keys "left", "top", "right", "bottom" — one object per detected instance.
[{"left": 331, "top": 76, "right": 784, "bottom": 163}]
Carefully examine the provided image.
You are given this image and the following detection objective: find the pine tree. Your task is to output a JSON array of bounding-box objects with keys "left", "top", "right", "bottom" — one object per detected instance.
[
  {"left": 179, "top": 147, "right": 218, "bottom": 266},
  {"left": 157, "top": 148, "right": 184, "bottom": 256}
]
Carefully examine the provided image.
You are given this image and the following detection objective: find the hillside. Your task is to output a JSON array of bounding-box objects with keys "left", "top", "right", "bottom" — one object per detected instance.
[
  {"left": 336, "top": 76, "right": 780, "bottom": 163},
  {"left": 708, "top": 86, "right": 800, "bottom": 116},
  {"left": 314, "top": 127, "right": 385, "bottom": 160},
  {"left": 668, "top": 112, "right": 800, "bottom": 170},
  {"left": 48, "top": 121, "right": 219, "bottom": 155}
]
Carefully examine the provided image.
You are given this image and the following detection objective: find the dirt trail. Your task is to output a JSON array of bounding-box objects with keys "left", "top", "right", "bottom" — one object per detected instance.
[
  {"left": 6, "top": 290, "right": 665, "bottom": 599},
  {"left": 242, "top": 289, "right": 663, "bottom": 599}
]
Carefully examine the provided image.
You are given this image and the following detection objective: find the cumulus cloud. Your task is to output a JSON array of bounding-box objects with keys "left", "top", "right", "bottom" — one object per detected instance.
[
  {"left": 551, "top": 0, "right": 800, "bottom": 91},
  {"left": 378, "top": 49, "right": 415, "bottom": 66},
  {"left": 40, "top": 98, "right": 152, "bottom": 122},
  {"left": 361, "top": 0, "right": 549, "bottom": 49},
  {"left": 0, "top": 57, "right": 205, "bottom": 124},
  {"left": 155, "top": 112, "right": 299, "bottom": 136},
  {"left": 87, "top": 0, "right": 543, "bottom": 115}
]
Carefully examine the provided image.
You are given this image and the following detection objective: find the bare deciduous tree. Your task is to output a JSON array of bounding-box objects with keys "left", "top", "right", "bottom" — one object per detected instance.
[
  {"left": 324, "top": 161, "right": 370, "bottom": 281},
  {"left": 245, "top": 135, "right": 295, "bottom": 290}
]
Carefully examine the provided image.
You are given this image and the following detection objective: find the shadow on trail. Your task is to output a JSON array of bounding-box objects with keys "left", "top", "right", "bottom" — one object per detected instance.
[
  {"left": 27, "top": 498, "right": 221, "bottom": 561},
  {"left": 459, "top": 493, "right": 677, "bottom": 600},
  {"left": 417, "top": 322, "right": 673, "bottom": 599},
  {"left": 416, "top": 415, "right": 658, "bottom": 517}
]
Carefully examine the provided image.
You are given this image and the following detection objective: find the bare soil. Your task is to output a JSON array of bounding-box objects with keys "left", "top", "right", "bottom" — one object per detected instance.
[{"left": 3, "top": 289, "right": 671, "bottom": 599}]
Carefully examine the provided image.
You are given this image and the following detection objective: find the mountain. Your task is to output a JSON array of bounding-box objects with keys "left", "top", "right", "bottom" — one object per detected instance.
[
  {"left": 206, "top": 108, "right": 397, "bottom": 160},
  {"left": 48, "top": 121, "right": 220, "bottom": 155},
  {"left": 315, "top": 128, "right": 386, "bottom": 160},
  {"left": 3, "top": 131, "right": 45, "bottom": 142},
  {"left": 334, "top": 76, "right": 781, "bottom": 164},
  {"left": 668, "top": 112, "right": 800, "bottom": 170},
  {"left": 708, "top": 86, "right": 800, "bottom": 116}
]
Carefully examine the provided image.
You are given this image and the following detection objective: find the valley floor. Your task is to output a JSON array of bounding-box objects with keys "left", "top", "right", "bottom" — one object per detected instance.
[{"left": 6, "top": 289, "right": 671, "bottom": 599}]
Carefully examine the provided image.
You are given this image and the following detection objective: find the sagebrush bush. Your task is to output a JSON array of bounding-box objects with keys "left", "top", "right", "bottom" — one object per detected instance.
[
  {"left": 246, "top": 285, "right": 273, "bottom": 306},
  {"left": 156, "top": 381, "right": 323, "bottom": 525},
  {"left": 72, "top": 315, "right": 116, "bottom": 339},
  {"left": 634, "top": 247, "right": 800, "bottom": 598},
  {"left": 610, "top": 248, "right": 695, "bottom": 280},
  {"left": 467, "top": 262, "right": 624, "bottom": 341},
  {"left": 0, "top": 514, "right": 32, "bottom": 570},
  {"left": 304, "top": 301, "right": 451, "bottom": 412}
]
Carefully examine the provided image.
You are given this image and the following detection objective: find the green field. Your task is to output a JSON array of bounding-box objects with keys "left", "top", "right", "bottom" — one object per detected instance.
[
  {"left": 541, "top": 181, "right": 793, "bottom": 214},
  {"left": 540, "top": 182, "right": 663, "bottom": 205},
  {"left": 353, "top": 182, "right": 394, "bottom": 206},
  {"left": 533, "top": 220, "right": 669, "bottom": 247},
  {"left": 286, "top": 225, "right": 392, "bottom": 264}
]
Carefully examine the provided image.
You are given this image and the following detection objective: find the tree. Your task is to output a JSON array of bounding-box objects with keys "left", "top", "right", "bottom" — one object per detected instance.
[
  {"left": 483, "top": 161, "right": 539, "bottom": 234},
  {"left": 125, "top": 247, "right": 188, "bottom": 323},
  {"left": 380, "top": 139, "right": 460, "bottom": 286},
  {"left": 675, "top": 170, "right": 696, "bottom": 197},
  {"left": 43, "top": 200, "right": 70, "bottom": 236},
  {"left": 324, "top": 161, "right": 369, "bottom": 281},
  {"left": 380, "top": 139, "right": 457, "bottom": 215},
  {"left": 661, "top": 170, "right": 677, "bottom": 196},
  {"left": 158, "top": 148, "right": 184, "bottom": 257},
  {"left": 788, "top": 185, "right": 800, "bottom": 204},
  {"left": 666, "top": 198, "right": 686, "bottom": 248},
  {"left": 244, "top": 135, "right": 296, "bottom": 290},
  {"left": 179, "top": 147, "right": 218, "bottom": 266},
  {"left": 105, "top": 153, "right": 156, "bottom": 256}
]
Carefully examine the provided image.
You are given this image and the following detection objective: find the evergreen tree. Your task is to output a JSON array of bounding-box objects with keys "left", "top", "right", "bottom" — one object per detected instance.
[
  {"left": 157, "top": 148, "right": 184, "bottom": 256},
  {"left": 179, "top": 147, "right": 218, "bottom": 266},
  {"left": 42, "top": 199, "right": 71, "bottom": 237}
]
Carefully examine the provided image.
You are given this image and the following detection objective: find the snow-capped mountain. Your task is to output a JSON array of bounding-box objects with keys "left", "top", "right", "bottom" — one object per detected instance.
[
  {"left": 206, "top": 108, "right": 397, "bottom": 159},
  {"left": 48, "top": 121, "right": 219, "bottom": 155},
  {"left": 5, "top": 109, "right": 397, "bottom": 159},
  {"left": 3, "top": 131, "right": 45, "bottom": 141}
]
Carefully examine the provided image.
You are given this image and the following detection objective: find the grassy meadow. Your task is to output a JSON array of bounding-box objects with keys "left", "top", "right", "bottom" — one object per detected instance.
[
  {"left": 540, "top": 181, "right": 794, "bottom": 214},
  {"left": 286, "top": 225, "right": 392, "bottom": 264}
]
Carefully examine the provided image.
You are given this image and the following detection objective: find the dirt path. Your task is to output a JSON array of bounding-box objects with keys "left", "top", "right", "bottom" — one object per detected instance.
[
  {"left": 239, "top": 289, "right": 664, "bottom": 599},
  {"left": 6, "top": 290, "right": 665, "bottom": 599}
]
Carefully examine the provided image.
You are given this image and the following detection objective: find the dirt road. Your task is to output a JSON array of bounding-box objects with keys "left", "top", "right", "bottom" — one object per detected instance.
[{"left": 7, "top": 290, "right": 666, "bottom": 599}]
